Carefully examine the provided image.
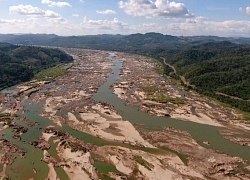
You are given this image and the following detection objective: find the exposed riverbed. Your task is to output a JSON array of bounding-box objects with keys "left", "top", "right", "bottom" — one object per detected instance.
[
  {"left": 0, "top": 49, "right": 250, "bottom": 179},
  {"left": 94, "top": 54, "right": 250, "bottom": 161}
]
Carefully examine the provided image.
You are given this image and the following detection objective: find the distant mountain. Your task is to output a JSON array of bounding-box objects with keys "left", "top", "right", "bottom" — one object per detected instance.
[
  {"left": 1, "top": 33, "right": 250, "bottom": 50},
  {"left": 0, "top": 34, "right": 58, "bottom": 45}
]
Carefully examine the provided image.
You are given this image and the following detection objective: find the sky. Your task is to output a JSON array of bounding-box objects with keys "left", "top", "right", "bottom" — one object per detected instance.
[{"left": 0, "top": 0, "right": 250, "bottom": 37}]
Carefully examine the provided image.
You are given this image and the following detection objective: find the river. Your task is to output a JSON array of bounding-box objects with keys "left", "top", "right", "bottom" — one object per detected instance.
[
  {"left": 1, "top": 52, "right": 250, "bottom": 179},
  {"left": 93, "top": 53, "right": 250, "bottom": 162}
]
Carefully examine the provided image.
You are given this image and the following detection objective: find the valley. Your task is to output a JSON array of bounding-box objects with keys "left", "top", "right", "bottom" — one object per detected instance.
[{"left": 0, "top": 48, "right": 250, "bottom": 179}]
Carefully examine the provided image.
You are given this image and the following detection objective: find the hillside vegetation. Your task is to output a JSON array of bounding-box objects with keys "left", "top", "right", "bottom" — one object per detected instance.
[
  {"left": 0, "top": 43, "right": 73, "bottom": 89},
  {"left": 164, "top": 41, "right": 250, "bottom": 112}
]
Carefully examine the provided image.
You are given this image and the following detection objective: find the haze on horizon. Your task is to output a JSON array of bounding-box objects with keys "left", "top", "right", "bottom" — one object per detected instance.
[{"left": 0, "top": 0, "right": 250, "bottom": 37}]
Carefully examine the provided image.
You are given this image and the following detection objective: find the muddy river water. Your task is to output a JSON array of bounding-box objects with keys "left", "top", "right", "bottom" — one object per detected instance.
[
  {"left": 94, "top": 54, "right": 250, "bottom": 160},
  {"left": 1, "top": 52, "right": 250, "bottom": 179}
]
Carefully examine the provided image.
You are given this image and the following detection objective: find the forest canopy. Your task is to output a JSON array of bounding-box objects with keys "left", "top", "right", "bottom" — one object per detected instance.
[{"left": 0, "top": 43, "right": 73, "bottom": 89}]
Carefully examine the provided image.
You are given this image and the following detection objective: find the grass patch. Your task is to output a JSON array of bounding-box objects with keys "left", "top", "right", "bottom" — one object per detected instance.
[
  {"left": 167, "top": 76, "right": 186, "bottom": 90},
  {"left": 139, "top": 86, "right": 160, "bottom": 95},
  {"left": 63, "top": 63, "right": 73, "bottom": 70},
  {"left": 25, "top": 89, "right": 39, "bottom": 97},
  {"left": 155, "top": 62, "right": 164, "bottom": 75},
  {"left": 241, "top": 111, "right": 250, "bottom": 121},
  {"left": 0, "top": 113, "right": 10, "bottom": 117},
  {"left": 142, "top": 76, "right": 155, "bottom": 80},
  {"left": 27, "top": 83, "right": 40, "bottom": 88},
  {"left": 134, "top": 156, "right": 152, "bottom": 170},
  {"left": 140, "top": 85, "right": 185, "bottom": 105},
  {"left": 2, "top": 176, "right": 9, "bottom": 180},
  {"left": 35, "top": 65, "right": 68, "bottom": 81},
  {"left": 148, "top": 93, "right": 185, "bottom": 104}
]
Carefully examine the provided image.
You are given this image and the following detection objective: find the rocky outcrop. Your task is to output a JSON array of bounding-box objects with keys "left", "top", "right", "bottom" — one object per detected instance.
[
  {"left": 0, "top": 139, "right": 26, "bottom": 164},
  {"left": 21, "top": 117, "right": 39, "bottom": 127},
  {"left": 43, "top": 127, "right": 68, "bottom": 138},
  {"left": 30, "top": 141, "right": 50, "bottom": 151}
]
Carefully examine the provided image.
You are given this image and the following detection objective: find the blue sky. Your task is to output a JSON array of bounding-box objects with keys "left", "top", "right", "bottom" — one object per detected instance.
[{"left": 0, "top": 0, "right": 250, "bottom": 36}]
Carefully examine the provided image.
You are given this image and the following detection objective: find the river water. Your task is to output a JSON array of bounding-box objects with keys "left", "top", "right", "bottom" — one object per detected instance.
[
  {"left": 93, "top": 53, "right": 250, "bottom": 162},
  {"left": 1, "top": 52, "right": 250, "bottom": 179}
]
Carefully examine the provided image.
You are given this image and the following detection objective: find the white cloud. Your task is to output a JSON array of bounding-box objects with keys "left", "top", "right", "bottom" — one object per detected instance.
[
  {"left": 9, "top": 4, "right": 44, "bottom": 15},
  {"left": 239, "top": 7, "right": 244, "bottom": 13},
  {"left": 96, "top": 10, "right": 116, "bottom": 14},
  {"left": 72, "top": 14, "right": 79, "bottom": 17},
  {"left": 83, "top": 17, "right": 126, "bottom": 26},
  {"left": 246, "top": 7, "right": 250, "bottom": 15},
  {"left": 127, "top": 18, "right": 250, "bottom": 37},
  {"left": 0, "top": 19, "right": 25, "bottom": 24},
  {"left": 2, "top": 14, "right": 250, "bottom": 37},
  {"left": 239, "top": 6, "right": 250, "bottom": 16},
  {"left": 82, "top": 17, "right": 127, "bottom": 33},
  {"left": 0, "top": 17, "right": 68, "bottom": 35},
  {"left": 41, "top": 0, "right": 71, "bottom": 8},
  {"left": 118, "top": 0, "right": 193, "bottom": 19},
  {"left": 80, "top": 16, "right": 250, "bottom": 37},
  {"left": 43, "top": 10, "right": 61, "bottom": 18},
  {"left": 9, "top": 4, "right": 65, "bottom": 22},
  {"left": 79, "top": 0, "right": 84, "bottom": 2}
]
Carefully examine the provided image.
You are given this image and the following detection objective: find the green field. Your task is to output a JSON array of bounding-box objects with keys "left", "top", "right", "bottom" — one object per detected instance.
[{"left": 35, "top": 64, "right": 72, "bottom": 81}]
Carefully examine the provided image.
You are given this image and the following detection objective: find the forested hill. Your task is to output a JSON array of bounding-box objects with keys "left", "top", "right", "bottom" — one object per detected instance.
[
  {"left": 0, "top": 43, "right": 73, "bottom": 89},
  {"left": 1, "top": 33, "right": 250, "bottom": 51},
  {"left": 164, "top": 41, "right": 250, "bottom": 112},
  {"left": 0, "top": 34, "right": 58, "bottom": 45}
]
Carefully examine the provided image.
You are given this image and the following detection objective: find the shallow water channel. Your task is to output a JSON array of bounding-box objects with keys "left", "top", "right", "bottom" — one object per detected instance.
[
  {"left": 1, "top": 52, "right": 250, "bottom": 179},
  {"left": 93, "top": 54, "right": 250, "bottom": 161}
]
